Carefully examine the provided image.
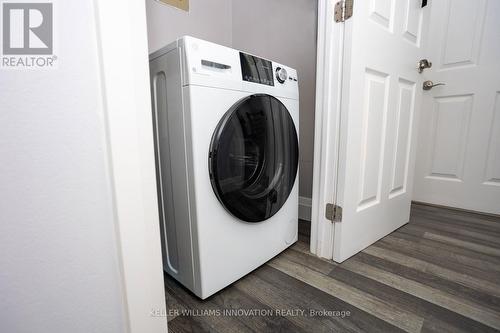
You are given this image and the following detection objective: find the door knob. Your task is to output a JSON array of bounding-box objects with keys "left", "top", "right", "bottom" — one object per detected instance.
[
  {"left": 417, "top": 59, "right": 432, "bottom": 73},
  {"left": 423, "top": 80, "right": 445, "bottom": 90}
]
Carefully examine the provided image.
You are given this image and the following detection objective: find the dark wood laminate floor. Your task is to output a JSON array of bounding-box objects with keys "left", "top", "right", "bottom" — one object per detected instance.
[{"left": 164, "top": 203, "right": 500, "bottom": 333}]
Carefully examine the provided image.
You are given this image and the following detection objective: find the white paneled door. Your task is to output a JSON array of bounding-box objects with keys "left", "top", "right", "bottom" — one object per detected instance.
[
  {"left": 413, "top": 0, "right": 500, "bottom": 214},
  {"left": 332, "top": 0, "right": 429, "bottom": 262}
]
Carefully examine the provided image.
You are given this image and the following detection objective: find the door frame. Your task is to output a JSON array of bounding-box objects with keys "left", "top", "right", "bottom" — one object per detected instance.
[
  {"left": 310, "top": 0, "right": 344, "bottom": 259},
  {"left": 94, "top": 0, "right": 167, "bottom": 332}
]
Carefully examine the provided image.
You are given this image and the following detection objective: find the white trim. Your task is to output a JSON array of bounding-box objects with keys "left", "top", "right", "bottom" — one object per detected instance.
[
  {"left": 93, "top": 1, "right": 167, "bottom": 332},
  {"left": 298, "top": 196, "right": 312, "bottom": 221},
  {"left": 310, "top": 0, "right": 345, "bottom": 259}
]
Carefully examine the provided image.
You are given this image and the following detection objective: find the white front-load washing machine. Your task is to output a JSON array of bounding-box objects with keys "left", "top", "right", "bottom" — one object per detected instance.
[{"left": 149, "top": 36, "right": 299, "bottom": 299}]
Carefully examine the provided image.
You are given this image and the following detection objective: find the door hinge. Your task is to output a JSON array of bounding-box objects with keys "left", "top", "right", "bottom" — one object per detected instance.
[
  {"left": 334, "top": 0, "right": 353, "bottom": 23},
  {"left": 325, "top": 203, "right": 343, "bottom": 222}
]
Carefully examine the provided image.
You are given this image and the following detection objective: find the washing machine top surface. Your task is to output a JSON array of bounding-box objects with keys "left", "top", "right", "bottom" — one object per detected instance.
[{"left": 150, "top": 36, "right": 299, "bottom": 100}]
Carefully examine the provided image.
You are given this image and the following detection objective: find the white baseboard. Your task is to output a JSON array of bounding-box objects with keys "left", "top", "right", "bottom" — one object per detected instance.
[{"left": 299, "top": 196, "right": 312, "bottom": 221}]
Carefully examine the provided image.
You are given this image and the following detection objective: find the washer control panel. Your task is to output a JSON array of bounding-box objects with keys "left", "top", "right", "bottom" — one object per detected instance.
[{"left": 176, "top": 36, "right": 298, "bottom": 97}]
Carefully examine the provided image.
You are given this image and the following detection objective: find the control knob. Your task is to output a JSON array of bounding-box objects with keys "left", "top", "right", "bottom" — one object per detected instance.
[{"left": 276, "top": 67, "right": 287, "bottom": 84}]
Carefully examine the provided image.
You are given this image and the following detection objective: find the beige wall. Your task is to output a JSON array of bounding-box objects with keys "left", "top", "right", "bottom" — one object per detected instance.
[
  {"left": 146, "top": 0, "right": 233, "bottom": 51},
  {"left": 145, "top": 0, "right": 317, "bottom": 198}
]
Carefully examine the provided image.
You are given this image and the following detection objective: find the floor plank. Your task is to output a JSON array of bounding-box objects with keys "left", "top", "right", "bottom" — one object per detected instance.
[
  {"left": 389, "top": 229, "right": 500, "bottom": 273},
  {"left": 422, "top": 232, "right": 500, "bottom": 257},
  {"left": 268, "top": 254, "right": 425, "bottom": 333},
  {"left": 364, "top": 244, "right": 500, "bottom": 297},
  {"left": 377, "top": 234, "right": 500, "bottom": 284},
  {"left": 410, "top": 215, "right": 500, "bottom": 245},
  {"left": 329, "top": 265, "right": 497, "bottom": 333},
  {"left": 342, "top": 253, "right": 500, "bottom": 330}
]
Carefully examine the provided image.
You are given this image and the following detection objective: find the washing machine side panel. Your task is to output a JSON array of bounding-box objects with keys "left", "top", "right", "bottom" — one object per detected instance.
[
  {"left": 188, "top": 85, "right": 299, "bottom": 298},
  {"left": 180, "top": 86, "right": 203, "bottom": 295},
  {"left": 150, "top": 48, "right": 195, "bottom": 290}
]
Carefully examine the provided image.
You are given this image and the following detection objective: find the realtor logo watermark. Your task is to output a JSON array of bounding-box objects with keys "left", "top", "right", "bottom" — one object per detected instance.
[{"left": 1, "top": 1, "right": 57, "bottom": 68}]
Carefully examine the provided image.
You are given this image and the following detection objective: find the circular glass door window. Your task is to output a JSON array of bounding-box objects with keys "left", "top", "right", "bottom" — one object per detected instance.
[{"left": 209, "top": 94, "right": 299, "bottom": 222}]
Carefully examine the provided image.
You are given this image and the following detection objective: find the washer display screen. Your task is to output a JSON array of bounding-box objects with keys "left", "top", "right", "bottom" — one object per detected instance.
[
  {"left": 240, "top": 52, "right": 274, "bottom": 86},
  {"left": 209, "top": 94, "right": 298, "bottom": 222}
]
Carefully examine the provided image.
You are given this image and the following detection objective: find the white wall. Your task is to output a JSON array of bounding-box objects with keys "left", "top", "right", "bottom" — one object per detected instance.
[
  {"left": 232, "top": 0, "right": 318, "bottom": 199},
  {"left": 0, "top": 1, "right": 127, "bottom": 332},
  {"left": 146, "top": 0, "right": 233, "bottom": 52},
  {"left": 145, "top": 0, "right": 318, "bottom": 200}
]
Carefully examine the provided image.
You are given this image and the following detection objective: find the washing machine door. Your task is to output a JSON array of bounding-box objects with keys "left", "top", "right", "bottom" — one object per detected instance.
[{"left": 209, "top": 94, "right": 299, "bottom": 223}]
